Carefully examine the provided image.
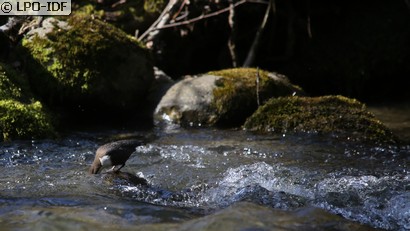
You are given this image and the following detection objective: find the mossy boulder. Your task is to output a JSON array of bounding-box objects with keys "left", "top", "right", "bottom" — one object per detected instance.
[
  {"left": 209, "top": 68, "right": 304, "bottom": 126},
  {"left": 18, "top": 15, "right": 154, "bottom": 116},
  {"left": 0, "top": 100, "right": 55, "bottom": 141},
  {"left": 244, "top": 95, "right": 397, "bottom": 144},
  {"left": 154, "top": 68, "right": 304, "bottom": 127},
  {"left": 0, "top": 62, "right": 33, "bottom": 102},
  {"left": 0, "top": 63, "right": 56, "bottom": 141}
]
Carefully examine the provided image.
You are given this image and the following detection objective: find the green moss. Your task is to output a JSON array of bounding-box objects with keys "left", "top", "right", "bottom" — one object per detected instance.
[
  {"left": 208, "top": 68, "right": 303, "bottom": 126},
  {"left": 0, "top": 100, "right": 56, "bottom": 141},
  {"left": 73, "top": 4, "right": 104, "bottom": 19},
  {"left": 0, "top": 63, "right": 33, "bottom": 102},
  {"left": 0, "top": 63, "right": 57, "bottom": 140},
  {"left": 20, "top": 15, "right": 153, "bottom": 111},
  {"left": 144, "top": 0, "right": 165, "bottom": 13},
  {"left": 71, "top": 0, "right": 164, "bottom": 34},
  {"left": 244, "top": 95, "right": 397, "bottom": 144}
]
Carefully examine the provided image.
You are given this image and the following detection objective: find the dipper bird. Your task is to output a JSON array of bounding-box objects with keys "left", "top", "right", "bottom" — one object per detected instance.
[{"left": 89, "top": 139, "right": 142, "bottom": 174}]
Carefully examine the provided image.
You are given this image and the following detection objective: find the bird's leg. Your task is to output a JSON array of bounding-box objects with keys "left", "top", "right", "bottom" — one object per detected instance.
[
  {"left": 105, "top": 164, "right": 125, "bottom": 174},
  {"left": 113, "top": 164, "right": 125, "bottom": 173},
  {"left": 105, "top": 166, "right": 115, "bottom": 173}
]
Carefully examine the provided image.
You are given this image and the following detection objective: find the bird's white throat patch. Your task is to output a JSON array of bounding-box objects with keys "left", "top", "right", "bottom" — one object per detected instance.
[{"left": 99, "top": 155, "right": 112, "bottom": 167}]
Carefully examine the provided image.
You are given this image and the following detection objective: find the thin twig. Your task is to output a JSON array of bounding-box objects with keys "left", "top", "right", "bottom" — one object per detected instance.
[
  {"left": 228, "top": 2, "right": 237, "bottom": 67},
  {"left": 306, "top": 0, "right": 312, "bottom": 38},
  {"left": 256, "top": 67, "right": 260, "bottom": 106},
  {"left": 138, "top": 0, "right": 269, "bottom": 41},
  {"left": 111, "top": 0, "right": 127, "bottom": 8},
  {"left": 154, "top": 0, "right": 246, "bottom": 29},
  {"left": 174, "top": 0, "right": 189, "bottom": 20},
  {"left": 243, "top": 0, "right": 271, "bottom": 67},
  {"left": 138, "top": 0, "right": 181, "bottom": 41}
]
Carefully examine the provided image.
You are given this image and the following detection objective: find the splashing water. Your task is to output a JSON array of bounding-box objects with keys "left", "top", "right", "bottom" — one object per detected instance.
[{"left": 0, "top": 129, "right": 409, "bottom": 230}]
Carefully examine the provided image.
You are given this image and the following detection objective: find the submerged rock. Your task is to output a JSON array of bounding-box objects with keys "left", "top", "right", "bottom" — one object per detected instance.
[
  {"left": 103, "top": 171, "right": 148, "bottom": 186},
  {"left": 135, "top": 202, "right": 377, "bottom": 231},
  {"left": 244, "top": 95, "right": 397, "bottom": 144},
  {"left": 18, "top": 15, "right": 154, "bottom": 116},
  {"left": 154, "top": 68, "right": 304, "bottom": 127}
]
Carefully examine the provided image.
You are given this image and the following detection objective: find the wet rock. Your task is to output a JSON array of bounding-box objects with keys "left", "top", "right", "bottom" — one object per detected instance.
[
  {"left": 154, "top": 68, "right": 304, "bottom": 127},
  {"left": 154, "top": 74, "right": 219, "bottom": 127},
  {"left": 17, "top": 15, "right": 154, "bottom": 118},
  {"left": 103, "top": 171, "right": 148, "bottom": 186},
  {"left": 244, "top": 95, "right": 398, "bottom": 144}
]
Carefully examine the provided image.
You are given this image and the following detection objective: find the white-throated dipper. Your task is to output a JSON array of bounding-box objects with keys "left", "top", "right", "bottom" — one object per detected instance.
[{"left": 89, "top": 139, "right": 142, "bottom": 174}]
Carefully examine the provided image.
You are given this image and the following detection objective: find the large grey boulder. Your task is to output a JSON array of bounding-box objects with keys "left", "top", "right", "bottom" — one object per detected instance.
[
  {"left": 154, "top": 68, "right": 304, "bottom": 127},
  {"left": 154, "top": 74, "right": 219, "bottom": 127}
]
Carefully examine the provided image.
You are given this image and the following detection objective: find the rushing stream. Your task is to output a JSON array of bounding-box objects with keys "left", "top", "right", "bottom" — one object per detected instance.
[{"left": 1, "top": 105, "right": 409, "bottom": 230}]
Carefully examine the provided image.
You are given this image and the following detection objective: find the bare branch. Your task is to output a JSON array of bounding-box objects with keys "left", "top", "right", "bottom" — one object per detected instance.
[
  {"left": 228, "top": 2, "right": 237, "bottom": 67},
  {"left": 243, "top": 0, "right": 271, "bottom": 67},
  {"left": 138, "top": 0, "right": 183, "bottom": 42},
  {"left": 306, "top": 0, "right": 312, "bottom": 38},
  {"left": 138, "top": 0, "right": 269, "bottom": 42},
  {"left": 256, "top": 67, "right": 260, "bottom": 106}
]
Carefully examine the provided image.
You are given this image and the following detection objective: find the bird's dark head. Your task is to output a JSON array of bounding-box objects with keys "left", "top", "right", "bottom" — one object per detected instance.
[
  {"left": 89, "top": 161, "right": 102, "bottom": 174},
  {"left": 89, "top": 152, "right": 112, "bottom": 174}
]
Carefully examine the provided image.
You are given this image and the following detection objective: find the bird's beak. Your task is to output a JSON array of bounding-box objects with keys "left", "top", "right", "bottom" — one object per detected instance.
[{"left": 89, "top": 164, "right": 102, "bottom": 174}]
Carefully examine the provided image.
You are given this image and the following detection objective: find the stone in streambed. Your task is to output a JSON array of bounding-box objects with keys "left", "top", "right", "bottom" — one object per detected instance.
[{"left": 154, "top": 68, "right": 304, "bottom": 127}]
